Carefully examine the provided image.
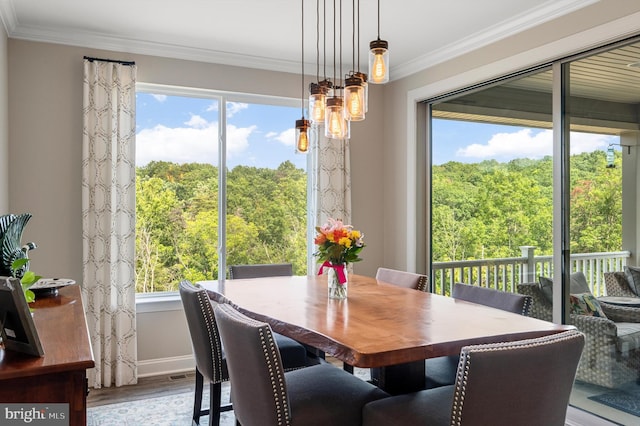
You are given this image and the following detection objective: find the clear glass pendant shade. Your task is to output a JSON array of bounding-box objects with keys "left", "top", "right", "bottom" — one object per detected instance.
[
  {"left": 344, "top": 75, "right": 365, "bottom": 121},
  {"left": 325, "top": 97, "right": 350, "bottom": 139}
]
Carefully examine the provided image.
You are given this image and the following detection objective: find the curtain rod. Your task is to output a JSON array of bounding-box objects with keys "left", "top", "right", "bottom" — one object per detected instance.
[{"left": 83, "top": 56, "right": 135, "bottom": 66}]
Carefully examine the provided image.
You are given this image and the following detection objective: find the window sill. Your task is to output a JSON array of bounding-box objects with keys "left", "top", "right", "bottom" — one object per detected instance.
[{"left": 135, "top": 292, "right": 182, "bottom": 313}]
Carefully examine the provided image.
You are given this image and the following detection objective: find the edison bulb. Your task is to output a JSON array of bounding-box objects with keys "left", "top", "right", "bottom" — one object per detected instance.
[
  {"left": 372, "top": 52, "right": 386, "bottom": 82},
  {"left": 349, "top": 93, "right": 362, "bottom": 116},
  {"left": 328, "top": 109, "right": 343, "bottom": 135},
  {"left": 297, "top": 130, "right": 309, "bottom": 153},
  {"left": 295, "top": 118, "right": 310, "bottom": 153}
]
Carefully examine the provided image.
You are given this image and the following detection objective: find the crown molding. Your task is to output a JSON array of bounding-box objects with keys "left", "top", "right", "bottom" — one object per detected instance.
[
  {"left": 0, "top": 0, "right": 598, "bottom": 81},
  {"left": 392, "top": 0, "right": 598, "bottom": 80},
  {"left": 0, "top": 0, "right": 17, "bottom": 36},
  {"left": 7, "top": 24, "right": 304, "bottom": 74}
]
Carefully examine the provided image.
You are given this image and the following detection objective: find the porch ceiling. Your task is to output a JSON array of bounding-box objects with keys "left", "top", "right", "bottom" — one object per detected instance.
[{"left": 434, "top": 41, "right": 640, "bottom": 135}]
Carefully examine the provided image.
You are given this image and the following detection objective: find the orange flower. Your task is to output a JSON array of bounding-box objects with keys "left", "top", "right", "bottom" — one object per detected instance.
[{"left": 314, "top": 233, "right": 327, "bottom": 245}]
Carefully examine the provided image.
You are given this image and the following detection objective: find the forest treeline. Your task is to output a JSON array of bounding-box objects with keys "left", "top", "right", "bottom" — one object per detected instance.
[
  {"left": 136, "top": 150, "right": 621, "bottom": 293},
  {"left": 432, "top": 150, "right": 621, "bottom": 262},
  {"left": 136, "top": 160, "right": 307, "bottom": 293}
]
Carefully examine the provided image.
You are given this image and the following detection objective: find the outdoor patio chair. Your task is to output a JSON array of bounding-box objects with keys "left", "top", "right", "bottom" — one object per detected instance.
[
  {"left": 518, "top": 279, "right": 640, "bottom": 388},
  {"left": 604, "top": 270, "right": 640, "bottom": 298},
  {"left": 363, "top": 329, "right": 585, "bottom": 426}
]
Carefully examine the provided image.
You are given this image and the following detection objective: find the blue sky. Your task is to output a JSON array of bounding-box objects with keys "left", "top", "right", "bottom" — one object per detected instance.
[
  {"left": 136, "top": 92, "right": 619, "bottom": 169},
  {"left": 136, "top": 92, "right": 307, "bottom": 169},
  {"left": 432, "top": 119, "right": 619, "bottom": 165}
]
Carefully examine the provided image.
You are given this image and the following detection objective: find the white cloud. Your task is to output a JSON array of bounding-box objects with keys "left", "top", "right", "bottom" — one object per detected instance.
[
  {"left": 569, "top": 132, "right": 617, "bottom": 154},
  {"left": 151, "top": 94, "right": 167, "bottom": 102},
  {"left": 227, "top": 102, "right": 249, "bottom": 118},
  {"left": 206, "top": 102, "right": 218, "bottom": 112},
  {"left": 185, "top": 114, "right": 208, "bottom": 129},
  {"left": 136, "top": 117, "right": 256, "bottom": 166},
  {"left": 267, "top": 128, "right": 296, "bottom": 147},
  {"left": 456, "top": 129, "right": 615, "bottom": 161}
]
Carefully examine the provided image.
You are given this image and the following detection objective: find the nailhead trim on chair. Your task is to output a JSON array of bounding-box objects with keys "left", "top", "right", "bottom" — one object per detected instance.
[
  {"left": 195, "top": 289, "right": 226, "bottom": 383},
  {"left": 417, "top": 275, "right": 429, "bottom": 292},
  {"left": 222, "top": 305, "right": 292, "bottom": 425},
  {"left": 450, "top": 331, "right": 583, "bottom": 425},
  {"left": 521, "top": 296, "right": 533, "bottom": 316}
]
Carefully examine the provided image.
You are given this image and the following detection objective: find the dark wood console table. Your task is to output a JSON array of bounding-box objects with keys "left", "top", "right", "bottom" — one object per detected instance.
[{"left": 0, "top": 284, "right": 95, "bottom": 425}]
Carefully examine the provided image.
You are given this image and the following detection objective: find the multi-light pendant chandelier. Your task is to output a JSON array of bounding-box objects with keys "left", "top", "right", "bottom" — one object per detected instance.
[{"left": 296, "top": 0, "right": 389, "bottom": 152}]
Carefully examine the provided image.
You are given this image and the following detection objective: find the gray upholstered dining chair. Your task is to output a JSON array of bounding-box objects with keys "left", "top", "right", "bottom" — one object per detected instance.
[
  {"left": 228, "top": 262, "right": 323, "bottom": 362},
  {"left": 425, "top": 283, "right": 533, "bottom": 389},
  {"left": 213, "top": 302, "right": 389, "bottom": 426},
  {"left": 229, "top": 263, "right": 293, "bottom": 279},
  {"left": 370, "top": 267, "right": 430, "bottom": 382},
  {"left": 375, "top": 267, "right": 429, "bottom": 291},
  {"left": 363, "top": 329, "right": 585, "bottom": 426},
  {"left": 179, "top": 280, "right": 316, "bottom": 426},
  {"left": 179, "top": 280, "right": 232, "bottom": 426}
]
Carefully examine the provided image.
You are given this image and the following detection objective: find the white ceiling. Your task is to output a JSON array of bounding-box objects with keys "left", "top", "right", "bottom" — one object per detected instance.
[{"left": 0, "top": 0, "right": 597, "bottom": 80}]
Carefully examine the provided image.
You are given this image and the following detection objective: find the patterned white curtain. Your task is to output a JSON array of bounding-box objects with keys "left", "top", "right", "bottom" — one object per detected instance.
[
  {"left": 81, "top": 58, "right": 137, "bottom": 388},
  {"left": 308, "top": 133, "right": 352, "bottom": 273}
]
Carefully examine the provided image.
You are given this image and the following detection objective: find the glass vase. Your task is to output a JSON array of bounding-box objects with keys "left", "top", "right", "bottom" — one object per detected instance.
[{"left": 327, "top": 263, "right": 348, "bottom": 299}]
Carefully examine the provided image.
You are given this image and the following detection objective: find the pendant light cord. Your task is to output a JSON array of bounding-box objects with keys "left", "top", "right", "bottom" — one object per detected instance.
[
  {"left": 323, "top": 0, "right": 327, "bottom": 81},
  {"left": 357, "top": 0, "right": 360, "bottom": 72},
  {"left": 377, "top": 0, "right": 380, "bottom": 39},
  {"left": 351, "top": 0, "right": 355, "bottom": 73},
  {"left": 301, "top": 0, "right": 305, "bottom": 117},
  {"left": 333, "top": 0, "right": 336, "bottom": 85},
  {"left": 316, "top": 0, "right": 320, "bottom": 82},
  {"left": 339, "top": 0, "right": 342, "bottom": 90}
]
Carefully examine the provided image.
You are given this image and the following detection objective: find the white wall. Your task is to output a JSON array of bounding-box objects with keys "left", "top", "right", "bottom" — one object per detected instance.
[{"left": 6, "top": 39, "right": 384, "bottom": 373}]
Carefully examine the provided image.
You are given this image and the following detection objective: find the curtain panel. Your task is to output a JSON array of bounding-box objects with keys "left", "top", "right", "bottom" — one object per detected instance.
[
  {"left": 309, "top": 134, "right": 352, "bottom": 273},
  {"left": 81, "top": 59, "right": 137, "bottom": 388}
]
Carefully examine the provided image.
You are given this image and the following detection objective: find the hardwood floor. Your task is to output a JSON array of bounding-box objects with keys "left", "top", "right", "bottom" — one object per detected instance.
[{"left": 87, "top": 372, "right": 197, "bottom": 407}]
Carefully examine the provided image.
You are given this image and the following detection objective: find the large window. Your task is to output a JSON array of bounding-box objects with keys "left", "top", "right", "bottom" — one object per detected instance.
[{"left": 135, "top": 86, "right": 308, "bottom": 293}]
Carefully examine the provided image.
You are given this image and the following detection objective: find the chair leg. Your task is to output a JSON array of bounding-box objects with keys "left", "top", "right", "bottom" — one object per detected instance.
[
  {"left": 209, "top": 382, "right": 222, "bottom": 426},
  {"left": 193, "top": 369, "right": 204, "bottom": 425}
]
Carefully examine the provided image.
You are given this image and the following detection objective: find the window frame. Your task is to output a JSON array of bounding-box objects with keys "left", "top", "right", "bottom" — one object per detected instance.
[{"left": 135, "top": 83, "right": 310, "bottom": 303}]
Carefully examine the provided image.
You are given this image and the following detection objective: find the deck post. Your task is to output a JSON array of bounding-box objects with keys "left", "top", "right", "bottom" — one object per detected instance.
[{"left": 520, "top": 246, "right": 536, "bottom": 283}]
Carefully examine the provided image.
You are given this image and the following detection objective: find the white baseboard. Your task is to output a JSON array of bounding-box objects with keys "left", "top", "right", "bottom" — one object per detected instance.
[{"left": 137, "top": 355, "right": 195, "bottom": 378}]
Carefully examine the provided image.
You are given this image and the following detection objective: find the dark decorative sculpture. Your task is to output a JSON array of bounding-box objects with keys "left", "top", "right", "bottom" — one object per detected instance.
[{"left": 0, "top": 213, "right": 37, "bottom": 278}]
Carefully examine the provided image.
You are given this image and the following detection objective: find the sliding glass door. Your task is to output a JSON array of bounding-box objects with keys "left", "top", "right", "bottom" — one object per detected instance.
[{"left": 426, "top": 37, "right": 640, "bottom": 424}]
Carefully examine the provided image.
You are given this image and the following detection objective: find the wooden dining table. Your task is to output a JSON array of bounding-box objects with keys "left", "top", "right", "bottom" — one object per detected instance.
[{"left": 199, "top": 273, "right": 572, "bottom": 393}]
